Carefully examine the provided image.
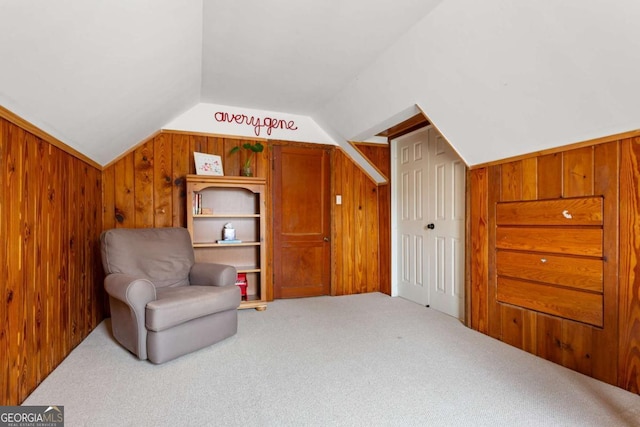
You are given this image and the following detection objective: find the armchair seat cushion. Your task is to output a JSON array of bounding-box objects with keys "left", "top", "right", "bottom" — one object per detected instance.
[{"left": 146, "top": 285, "right": 241, "bottom": 332}]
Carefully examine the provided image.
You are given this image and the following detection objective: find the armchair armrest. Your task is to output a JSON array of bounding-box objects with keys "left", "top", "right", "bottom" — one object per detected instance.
[
  {"left": 105, "top": 273, "right": 156, "bottom": 307},
  {"left": 104, "top": 273, "right": 156, "bottom": 360},
  {"left": 190, "top": 263, "right": 237, "bottom": 287}
]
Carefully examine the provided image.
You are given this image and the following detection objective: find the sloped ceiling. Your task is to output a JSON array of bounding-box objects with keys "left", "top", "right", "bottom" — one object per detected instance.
[
  {"left": 0, "top": 0, "right": 203, "bottom": 165},
  {"left": 200, "top": 0, "right": 444, "bottom": 114},
  {"left": 1, "top": 0, "right": 639, "bottom": 167}
]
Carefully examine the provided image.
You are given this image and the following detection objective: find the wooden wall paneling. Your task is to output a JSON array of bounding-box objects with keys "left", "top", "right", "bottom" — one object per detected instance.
[
  {"left": 500, "top": 161, "right": 523, "bottom": 201},
  {"left": 134, "top": 140, "right": 154, "bottom": 228},
  {"left": 1, "top": 112, "right": 105, "bottom": 405},
  {"left": 365, "top": 180, "right": 380, "bottom": 293},
  {"left": 591, "top": 141, "right": 619, "bottom": 384},
  {"left": 262, "top": 143, "right": 273, "bottom": 301},
  {"left": 536, "top": 313, "right": 563, "bottom": 365},
  {"left": 344, "top": 143, "right": 391, "bottom": 295},
  {"left": 357, "top": 143, "right": 390, "bottom": 295},
  {"left": 498, "top": 161, "right": 525, "bottom": 349},
  {"left": 563, "top": 146, "right": 594, "bottom": 197},
  {"left": 189, "top": 135, "right": 207, "bottom": 175},
  {"left": 377, "top": 148, "right": 391, "bottom": 295},
  {"left": 537, "top": 153, "right": 563, "bottom": 199},
  {"left": 501, "top": 305, "right": 525, "bottom": 349},
  {"left": 50, "top": 147, "right": 64, "bottom": 369},
  {"left": 67, "top": 156, "right": 79, "bottom": 349},
  {"left": 153, "top": 134, "right": 172, "bottom": 228},
  {"left": 521, "top": 157, "right": 538, "bottom": 201},
  {"left": 562, "top": 320, "right": 593, "bottom": 376},
  {"left": 81, "top": 162, "right": 91, "bottom": 336},
  {"left": 341, "top": 151, "right": 355, "bottom": 294},
  {"left": 207, "top": 136, "right": 223, "bottom": 155},
  {"left": 534, "top": 152, "right": 564, "bottom": 362},
  {"left": 114, "top": 153, "right": 134, "bottom": 228},
  {"left": 91, "top": 165, "right": 104, "bottom": 326},
  {"left": 223, "top": 137, "right": 238, "bottom": 175},
  {"left": 205, "top": 136, "right": 224, "bottom": 177},
  {"left": 467, "top": 135, "right": 638, "bottom": 393},
  {"left": 521, "top": 157, "right": 538, "bottom": 353},
  {"left": 559, "top": 146, "right": 596, "bottom": 377},
  {"left": 252, "top": 139, "right": 269, "bottom": 178},
  {"left": 171, "top": 133, "right": 190, "bottom": 227},
  {"left": 469, "top": 168, "right": 489, "bottom": 333},
  {"left": 6, "top": 125, "right": 25, "bottom": 403},
  {"left": 78, "top": 160, "right": 88, "bottom": 344},
  {"left": 85, "top": 163, "right": 95, "bottom": 326},
  {"left": 41, "top": 147, "right": 54, "bottom": 374},
  {"left": 77, "top": 159, "right": 88, "bottom": 346},
  {"left": 24, "top": 132, "right": 39, "bottom": 396},
  {"left": 108, "top": 133, "right": 271, "bottom": 230},
  {"left": 102, "top": 165, "right": 115, "bottom": 231},
  {"left": 86, "top": 165, "right": 99, "bottom": 329},
  {"left": 0, "top": 119, "right": 7, "bottom": 405},
  {"left": 337, "top": 154, "right": 383, "bottom": 295},
  {"left": 82, "top": 162, "right": 93, "bottom": 338},
  {"left": 43, "top": 145, "right": 54, "bottom": 374},
  {"left": 331, "top": 150, "right": 344, "bottom": 295},
  {"left": 619, "top": 137, "right": 640, "bottom": 393},
  {"left": 487, "top": 165, "right": 502, "bottom": 339},
  {"left": 378, "top": 182, "right": 391, "bottom": 295},
  {"left": 223, "top": 137, "right": 241, "bottom": 176},
  {"left": 354, "top": 168, "right": 366, "bottom": 293},
  {"left": 10, "top": 126, "right": 27, "bottom": 401},
  {"left": 59, "top": 153, "right": 70, "bottom": 359}
]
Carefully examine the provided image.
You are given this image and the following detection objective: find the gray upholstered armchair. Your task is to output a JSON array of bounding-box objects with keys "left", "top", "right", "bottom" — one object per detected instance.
[{"left": 100, "top": 227, "right": 241, "bottom": 364}]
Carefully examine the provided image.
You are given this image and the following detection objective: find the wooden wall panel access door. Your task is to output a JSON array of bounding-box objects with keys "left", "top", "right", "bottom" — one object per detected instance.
[{"left": 273, "top": 146, "right": 331, "bottom": 298}]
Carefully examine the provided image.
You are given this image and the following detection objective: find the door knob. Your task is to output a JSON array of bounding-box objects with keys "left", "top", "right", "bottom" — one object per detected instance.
[
  {"left": 425, "top": 223, "right": 435, "bottom": 230},
  {"left": 323, "top": 237, "right": 330, "bottom": 242}
]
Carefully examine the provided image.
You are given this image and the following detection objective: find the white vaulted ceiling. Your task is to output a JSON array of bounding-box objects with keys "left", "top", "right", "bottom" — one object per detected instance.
[
  {"left": 1, "top": 0, "right": 639, "bottom": 166},
  {"left": 200, "top": 0, "right": 444, "bottom": 114}
]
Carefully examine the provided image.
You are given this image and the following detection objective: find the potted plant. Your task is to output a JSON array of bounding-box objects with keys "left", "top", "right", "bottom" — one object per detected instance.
[{"left": 229, "top": 142, "right": 264, "bottom": 176}]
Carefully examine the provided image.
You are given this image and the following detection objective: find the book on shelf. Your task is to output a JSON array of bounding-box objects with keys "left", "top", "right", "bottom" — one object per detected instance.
[
  {"left": 216, "top": 239, "right": 243, "bottom": 244},
  {"left": 192, "top": 192, "right": 203, "bottom": 215}
]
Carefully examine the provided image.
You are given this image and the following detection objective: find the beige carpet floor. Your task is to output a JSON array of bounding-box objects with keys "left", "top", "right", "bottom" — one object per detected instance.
[{"left": 24, "top": 292, "right": 640, "bottom": 426}]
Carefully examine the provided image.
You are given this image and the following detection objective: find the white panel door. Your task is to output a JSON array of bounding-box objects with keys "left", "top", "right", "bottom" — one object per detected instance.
[
  {"left": 394, "top": 126, "right": 465, "bottom": 319},
  {"left": 396, "top": 128, "right": 429, "bottom": 305}
]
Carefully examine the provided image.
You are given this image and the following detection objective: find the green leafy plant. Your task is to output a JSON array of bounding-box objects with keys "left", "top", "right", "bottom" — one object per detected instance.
[{"left": 229, "top": 142, "right": 264, "bottom": 170}]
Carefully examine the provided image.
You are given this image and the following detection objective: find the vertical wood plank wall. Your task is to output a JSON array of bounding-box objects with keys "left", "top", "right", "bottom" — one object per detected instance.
[
  {"left": 619, "top": 137, "right": 640, "bottom": 393},
  {"left": 0, "top": 117, "right": 104, "bottom": 406},
  {"left": 332, "top": 149, "right": 383, "bottom": 295},
  {"left": 354, "top": 143, "right": 391, "bottom": 295},
  {"left": 102, "top": 132, "right": 269, "bottom": 230},
  {"left": 469, "top": 138, "right": 640, "bottom": 393},
  {"left": 103, "top": 133, "right": 387, "bottom": 301}
]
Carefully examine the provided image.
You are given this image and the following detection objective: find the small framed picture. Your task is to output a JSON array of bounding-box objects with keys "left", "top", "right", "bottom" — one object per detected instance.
[{"left": 194, "top": 152, "right": 223, "bottom": 176}]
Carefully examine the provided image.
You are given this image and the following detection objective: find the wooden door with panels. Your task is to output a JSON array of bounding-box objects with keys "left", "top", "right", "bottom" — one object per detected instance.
[{"left": 272, "top": 145, "right": 331, "bottom": 298}]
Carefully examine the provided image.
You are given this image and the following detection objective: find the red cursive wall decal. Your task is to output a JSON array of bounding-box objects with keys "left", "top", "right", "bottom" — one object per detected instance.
[{"left": 214, "top": 111, "right": 298, "bottom": 137}]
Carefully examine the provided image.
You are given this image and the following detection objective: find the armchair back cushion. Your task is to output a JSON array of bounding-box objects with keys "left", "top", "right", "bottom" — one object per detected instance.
[{"left": 101, "top": 227, "right": 194, "bottom": 288}]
